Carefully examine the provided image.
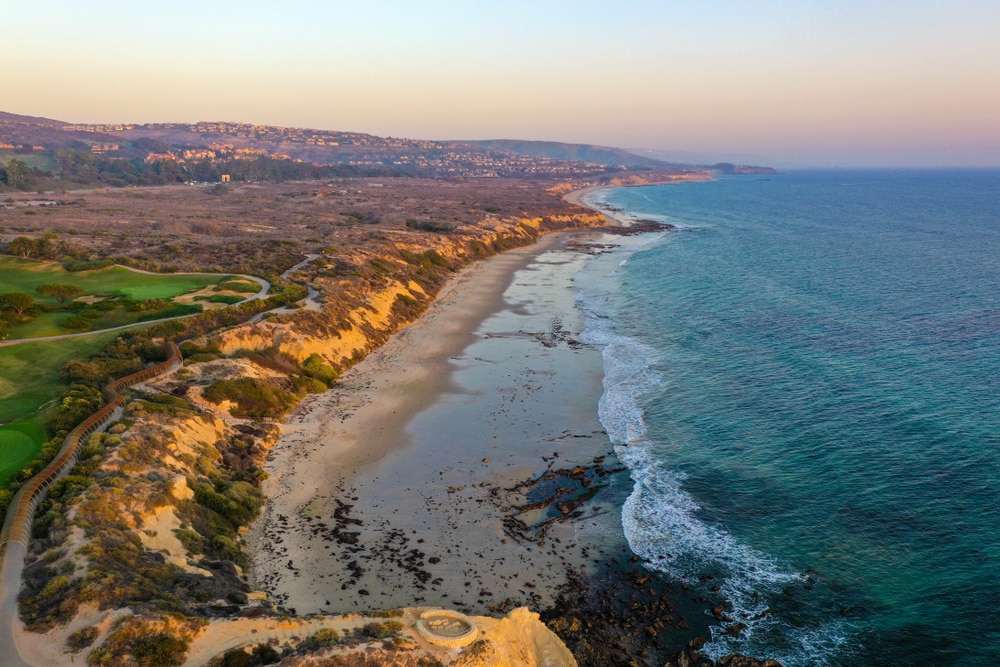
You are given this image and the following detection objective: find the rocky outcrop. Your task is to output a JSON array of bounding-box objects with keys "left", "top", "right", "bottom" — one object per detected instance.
[{"left": 460, "top": 607, "right": 577, "bottom": 667}]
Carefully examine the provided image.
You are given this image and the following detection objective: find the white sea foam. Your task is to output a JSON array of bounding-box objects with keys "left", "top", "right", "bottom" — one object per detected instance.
[{"left": 575, "top": 231, "right": 852, "bottom": 666}]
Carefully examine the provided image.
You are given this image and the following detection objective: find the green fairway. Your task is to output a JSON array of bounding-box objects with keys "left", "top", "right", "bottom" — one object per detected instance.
[
  {"left": 8, "top": 303, "right": 201, "bottom": 339},
  {"left": 0, "top": 332, "right": 117, "bottom": 424},
  {"left": 0, "top": 256, "right": 228, "bottom": 303}
]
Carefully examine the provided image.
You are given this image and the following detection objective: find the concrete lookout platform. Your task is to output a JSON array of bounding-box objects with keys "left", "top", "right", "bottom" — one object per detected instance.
[{"left": 415, "top": 609, "right": 479, "bottom": 648}]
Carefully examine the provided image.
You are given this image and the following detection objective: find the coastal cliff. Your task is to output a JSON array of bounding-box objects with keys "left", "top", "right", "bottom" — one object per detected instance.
[
  {"left": 210, "top": 212, "right": 605, "bottom": 368},
  {"left": 11, "top": 205, "right": 608, "bottom": 665}
]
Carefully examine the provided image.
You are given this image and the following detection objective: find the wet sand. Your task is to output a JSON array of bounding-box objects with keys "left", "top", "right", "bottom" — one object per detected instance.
[{"left": 247, "top": 231, "right": 626, "bottom": 615}]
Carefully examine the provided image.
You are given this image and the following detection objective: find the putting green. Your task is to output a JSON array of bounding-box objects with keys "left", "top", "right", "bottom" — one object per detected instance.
[{"left": 0, "top": 420, "right": 46, "bottom": 487}]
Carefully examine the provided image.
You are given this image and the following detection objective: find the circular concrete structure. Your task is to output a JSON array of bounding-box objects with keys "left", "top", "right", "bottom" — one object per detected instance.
[{"left": 415, "top": 609, "right": 479, "bottom": 648}]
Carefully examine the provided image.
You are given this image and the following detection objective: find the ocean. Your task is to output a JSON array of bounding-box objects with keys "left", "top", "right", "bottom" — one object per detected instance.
[{"left": 575, "top": 170, "right": 1000, "bottom": 666}]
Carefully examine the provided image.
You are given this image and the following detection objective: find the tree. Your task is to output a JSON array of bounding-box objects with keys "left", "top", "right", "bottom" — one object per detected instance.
[
  {"left": 1, "top": 159, "right": 34, "bottom": 189},
  {"left": 36, "top": 283, "right": 84, "bottom": 305},
  {"left": 7, "top": 236, "right": 39, "bottom": 259},
  {"left": 0, "top": 292, "right": 35, "bottom": 316},
  {"left": 35, "top": 232, "right": 61, "bottom": 260}
]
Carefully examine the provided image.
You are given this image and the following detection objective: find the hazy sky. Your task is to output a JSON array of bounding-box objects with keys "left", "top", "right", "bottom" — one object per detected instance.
[{"left": 5, "top": 1, "right": 999, "bottom": 167}]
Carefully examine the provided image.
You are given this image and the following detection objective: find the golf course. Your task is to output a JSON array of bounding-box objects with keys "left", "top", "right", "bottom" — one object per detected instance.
[{"left": 0, "top": 257, "right": 263, "bottom": 487}]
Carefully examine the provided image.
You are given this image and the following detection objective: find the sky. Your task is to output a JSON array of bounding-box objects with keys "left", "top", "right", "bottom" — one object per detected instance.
[{"left": 4, "top": 0, "right": 999, "bottom": 167}]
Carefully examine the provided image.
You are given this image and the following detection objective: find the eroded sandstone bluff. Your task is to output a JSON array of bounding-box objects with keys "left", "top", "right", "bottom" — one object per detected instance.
[{"left": 211, "top": 212, "right": 605, "bottom": 366}]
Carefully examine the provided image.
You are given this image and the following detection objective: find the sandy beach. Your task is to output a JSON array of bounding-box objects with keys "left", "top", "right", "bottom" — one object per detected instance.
[{"left": 247, "top": 229, "right": 627, "bottom": 615}]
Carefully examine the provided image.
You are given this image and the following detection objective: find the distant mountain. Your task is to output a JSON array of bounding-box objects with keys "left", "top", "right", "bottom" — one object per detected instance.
[{"left": 463, "top": 140, "right": 692, "bottom": 170}]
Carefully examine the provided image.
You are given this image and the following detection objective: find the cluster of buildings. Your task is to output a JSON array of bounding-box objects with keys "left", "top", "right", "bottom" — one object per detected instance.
[
  {"left": 11, "top": 119, "right": 624, "bottom": 179},
  {"left": 65, "top": 121, "right": 387, "bottom": 149},
  {"left": 321, "top": 145, "right": 613, "bottom": 178},
  {"left": 143, "top": 145, "right": 296, "bottom": 165},
  {"left": 0, "top": 142, "right": 45, "bottom": 151}
]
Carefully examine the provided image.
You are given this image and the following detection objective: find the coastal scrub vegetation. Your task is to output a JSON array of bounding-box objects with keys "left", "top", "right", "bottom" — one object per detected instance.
[
  {"left": 212, "top": 644, "right": 281, "bottom": 667},
  {"left": 83, "top": 614, "right": 206, "bottom": 667},
  {"left": 202, "top": 376, "right": 298, "bottom": 419},
  {"left": 200, "top": 347, "right": 338, "bottom": 419},
  {"left": 19, "top": 401, "right": 280, "bottom": 633}
]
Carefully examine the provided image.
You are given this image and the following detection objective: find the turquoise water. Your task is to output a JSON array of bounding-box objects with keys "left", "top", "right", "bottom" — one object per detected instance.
[{"left": 577, "top": 170, "right": 1000, "bottom": 665}]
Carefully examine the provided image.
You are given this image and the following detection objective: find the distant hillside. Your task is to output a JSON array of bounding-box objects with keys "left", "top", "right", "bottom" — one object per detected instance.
[
  {"left": 2, "top": 109, "right": 776, "bottom": 191},
  {"left": 2, "top": 110, "right": 652, "bottom": 190},
  {"left": 0, "top": 112, "right": 121, "bottom": 148},
  {"left": 0, "top": 111, "right": 66, "bottom": 126},
  {"left": 463, "top": 139, "right": 691, "bottom": 170}
]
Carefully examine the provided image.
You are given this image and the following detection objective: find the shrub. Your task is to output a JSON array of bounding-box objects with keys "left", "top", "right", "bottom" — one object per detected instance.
[
  {"left": 301, "top": 354, "right": 338, "bottom": 386},
  {"left": 207, "top": 294, "right": 243, "bottom": 304},
  {"left": 62, "top": 314, "right": 93, "bottom": 332},
  {"left": 405, "top": 219, "right": 452, "bottom": 233},
  {"left": 251, "top": 644, "right": 281, "bottom": 664},
  {"left": 302, "top": 627, "right": 341, "bottom": 651},
  {"left": 391, "top": 293, "right": 423, "bottom": 320},
  {"left": 216, "top": 280, "right": 260, "bottom": 294},
  {"left": 216, "top": 648, "right": 252, "bottom": 667},
  {"left": 67, "top": 626, "right": 99, "bottom": 652},
  {"left": 130, "top": 632, "right": 188, "bottom": 666},
  {"left": 174, "top": 528, "right": 203, "bottom": 555},
  {"left": 211, "top": 535, "right": 243, "bottom": 564},
  {"left": 202, "top": 378, "right": 297, "bottom": 418},
  {"left": 0, "top": 489, "right": 13, "bottom": 518},
  {"left": 64, "top": 259, "right": 114, "bottom": 272},
  {"left": 292, "top": 376, "right": 327, "bottom": 395},
  {"left": 360, "top": 620, "right": 405, "bottom": 639}
]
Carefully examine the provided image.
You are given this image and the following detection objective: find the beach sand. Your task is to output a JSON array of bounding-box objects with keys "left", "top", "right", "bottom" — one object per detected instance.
[{"left": 247, "top": 231, "right": 626, "bottom": 615}]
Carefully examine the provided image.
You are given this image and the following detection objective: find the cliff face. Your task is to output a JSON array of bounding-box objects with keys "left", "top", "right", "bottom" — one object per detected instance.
[
  {"left": 212, "top": 212, "right": 605, "bottom": 368},
  {"left": 604, "top": 172, "right": 713, "bottom": 187}
]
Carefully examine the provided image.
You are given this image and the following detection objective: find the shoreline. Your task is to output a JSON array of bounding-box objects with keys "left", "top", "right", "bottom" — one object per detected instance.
[
  {"left": 246, "top": 184, "right": 739, "bottom": 664},
  {"left": 247, "top": 229, "right": 622, "bottom": 613}
]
